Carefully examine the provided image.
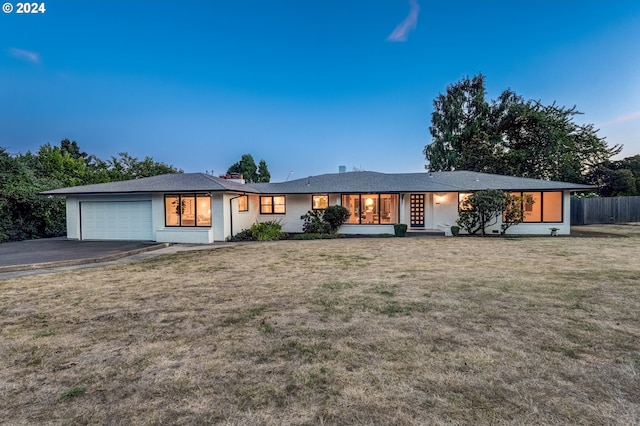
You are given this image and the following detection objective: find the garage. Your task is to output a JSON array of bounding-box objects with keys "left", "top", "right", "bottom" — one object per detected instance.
[{"left": 80, "top": 201, "right": 153, "bottom": 241}]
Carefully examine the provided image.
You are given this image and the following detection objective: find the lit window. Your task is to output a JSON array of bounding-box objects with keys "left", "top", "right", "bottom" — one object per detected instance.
[
  {"left": 340, "top": 194, "right": 398, "bottom": 224},
  {"left": 260, "top": 196, "right": 286, "bottom": 214},
  {"left": 458, "top": 193, "right": 472, "bottom": 211},
  {"left": 238, "top": 195, "right": 248, "bottom": 212},
  {"left": 523, "top": 192, "right": 542, "bottom": 222},
  {"left": 165, "top": 194, "right": 211, "bottom": 227},
  {"left": 516, "top": 191, "right": 563, "bottom": 223},
  {"left": 542, "top": 192, "right": 563, "bottom": 222},
  {"left": 197, "top": 195, "right": 211, "bottom": 226},
  {"left": 312, "top": 195, "right": 329, "bottom": 210}
]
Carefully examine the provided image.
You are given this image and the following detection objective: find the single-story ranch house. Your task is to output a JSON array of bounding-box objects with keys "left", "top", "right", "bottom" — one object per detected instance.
[{"left": 42, "top": 170, "right": 593, "bottom": 243}]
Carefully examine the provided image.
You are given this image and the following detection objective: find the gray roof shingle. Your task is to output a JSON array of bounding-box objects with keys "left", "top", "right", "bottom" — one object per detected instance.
[
  {"left": 250, "top": 171, "right": 594, "bottom": 193},
  {"left": 41, "top": 173, "right": 257, "bottom": 195},
  {"left": 42, "top": 170, "right": 594, "bottom": 195}
]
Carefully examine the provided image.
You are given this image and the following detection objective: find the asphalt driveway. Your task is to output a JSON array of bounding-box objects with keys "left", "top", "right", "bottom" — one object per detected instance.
[{"left": 0, "top": 237, "right": 166, "bottom": 271}]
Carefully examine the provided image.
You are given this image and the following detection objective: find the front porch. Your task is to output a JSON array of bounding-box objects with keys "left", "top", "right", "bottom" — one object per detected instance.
[{"left": 406, "top": 228, "right": 446, "bottom": 237}]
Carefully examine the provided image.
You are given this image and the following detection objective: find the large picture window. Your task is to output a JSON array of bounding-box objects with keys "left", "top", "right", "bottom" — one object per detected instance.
[
  {"left": 260, "top": 196, "right": 286, "bottom": 214},
  {"left": 512, "top": 191, "right": 563, "bottom": 223},
  {"left": 341, "top": 194, "right": 399, "bottom": 225},
  {"left": 165, "top": 194, "right": 211, "bottom": 227}
]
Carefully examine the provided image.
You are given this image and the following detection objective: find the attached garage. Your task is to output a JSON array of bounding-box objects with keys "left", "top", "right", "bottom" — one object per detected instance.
[{"left": 80, "top": 201, "right": 153, "bottom": 241}]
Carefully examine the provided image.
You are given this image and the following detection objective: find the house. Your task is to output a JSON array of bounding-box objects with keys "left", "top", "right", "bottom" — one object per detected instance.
[{"left": 42, "top": 170, "right": 593, "bottom": 243}]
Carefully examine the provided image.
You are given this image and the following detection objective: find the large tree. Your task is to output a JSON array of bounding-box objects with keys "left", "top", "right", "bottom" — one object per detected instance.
[
  {"left": 424, "top": 74, "right": 621, "bottom": 183},
  {"left": 587, "top": 155, "right": 640, "bottom": 196},
  {"left": 0, "top": 140, "right": 182, "bottom": 242},
  {"left": 424, "top": 74, "right": 501, "bottom": 173},
  {"left": 227, "top": 154, "right": 270, "bottom": 183}
]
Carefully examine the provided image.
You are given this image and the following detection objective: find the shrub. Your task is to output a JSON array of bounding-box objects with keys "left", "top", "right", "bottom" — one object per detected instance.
[
  {"left": 300, "top": 205, "right": 350, "bottom": 235},
  {"left": 227, "top": 228, "right": 255, "bottom": 242},
  {"left": 251, "top": 220, "right": 286, "bottom": 241},
  {"left": 228, "top": 220, "right": 286, "bottom": 242},
  {"left": 323, "top": 205, "right": 350, "bottom": 232},
  {"left": 300, "top": 210, "right": 330, "bottom": 234}
]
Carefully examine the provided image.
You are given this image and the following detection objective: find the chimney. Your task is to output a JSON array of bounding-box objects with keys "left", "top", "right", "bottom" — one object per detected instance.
[
  {"left": 219, "top": 173, "right": 245, "bottom": 184},
  {"left": 339, "top": 165, "right": 346, "bottom": 173}
]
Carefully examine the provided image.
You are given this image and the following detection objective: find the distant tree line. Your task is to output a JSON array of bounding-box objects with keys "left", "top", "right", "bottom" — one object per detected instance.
[
  {"left": 0, "top": 139, "right": 181, "bottom": 242},
  {"left": 424, "top": 74, "right": 639, "bottom": 196}
]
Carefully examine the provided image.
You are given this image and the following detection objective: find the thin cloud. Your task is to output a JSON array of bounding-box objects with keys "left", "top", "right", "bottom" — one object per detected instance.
[
  {"left": 599, "top": 111, "right": 640, "bottom": 127},
  {"left": 9, "top": 47, "right": 40, "bottom": 63},
  {"left": 387, "top": 0, "right": 420, "bottom": 42}
]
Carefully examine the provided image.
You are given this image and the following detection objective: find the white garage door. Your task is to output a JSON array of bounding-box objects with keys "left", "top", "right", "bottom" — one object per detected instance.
[{"left": 81, "top": 201, "right": 153, "bottom": 240}]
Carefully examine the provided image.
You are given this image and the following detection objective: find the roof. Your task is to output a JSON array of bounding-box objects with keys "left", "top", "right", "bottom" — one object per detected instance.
[
  {"left": 41, "top": 170, "right": 595, "bottom": 196},
  {"left": 41, "top": 173, "right": 257, "bottom": 195},
  {"left": 252, "top": 171, "right": 595, "bottom": 193}
]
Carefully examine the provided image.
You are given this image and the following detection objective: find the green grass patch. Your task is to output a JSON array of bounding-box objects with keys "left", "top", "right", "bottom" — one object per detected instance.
[{"left": 61, "top": 386, "right": 86, "bottom": 400}]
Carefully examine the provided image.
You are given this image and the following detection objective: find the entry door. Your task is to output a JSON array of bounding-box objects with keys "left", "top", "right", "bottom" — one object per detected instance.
[{"left": 410, "top": 194, "right": 425, "bottom": 228}]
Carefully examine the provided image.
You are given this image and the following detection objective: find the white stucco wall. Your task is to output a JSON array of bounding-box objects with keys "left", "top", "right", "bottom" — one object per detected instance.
[{"left": 230, "top": 194, "right": 260, "bottom": 237}]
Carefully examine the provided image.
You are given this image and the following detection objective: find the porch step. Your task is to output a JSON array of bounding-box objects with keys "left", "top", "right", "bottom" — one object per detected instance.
[{"left": 406, "top": 229, "right": 446, "bottom": 237}]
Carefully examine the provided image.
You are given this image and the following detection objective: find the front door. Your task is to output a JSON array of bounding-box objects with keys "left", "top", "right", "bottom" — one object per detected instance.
[{"left": 410, "top": 194, "right": 425, "bottom": 228}]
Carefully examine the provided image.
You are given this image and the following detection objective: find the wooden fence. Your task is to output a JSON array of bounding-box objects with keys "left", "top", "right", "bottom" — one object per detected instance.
[{"left": 571, "top": 196, "right": 640, "bottom": 225}]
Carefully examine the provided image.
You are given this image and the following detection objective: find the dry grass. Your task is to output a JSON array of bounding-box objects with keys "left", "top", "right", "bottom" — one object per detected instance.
[{"left": 1, "top": 234, "right": 639, "bottom": 425}]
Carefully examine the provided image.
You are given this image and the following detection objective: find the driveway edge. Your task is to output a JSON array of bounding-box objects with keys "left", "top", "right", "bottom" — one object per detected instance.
[{"left": 0, "top": 243, "right": 171, "bottom": 273}]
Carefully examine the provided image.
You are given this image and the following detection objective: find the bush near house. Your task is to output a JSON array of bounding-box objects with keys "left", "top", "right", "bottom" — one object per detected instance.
[
  {"left": 228, "top": 220, "right": 286, "bottom": 242},
  {"left": 457, "top": 190, "right": 531, "bottom": 235},
  {"left": 301, "top": 205, "right": 350, "bottom": 235}
]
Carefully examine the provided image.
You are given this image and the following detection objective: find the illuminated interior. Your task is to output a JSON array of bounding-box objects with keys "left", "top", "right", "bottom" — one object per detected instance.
[
  {"left": 517, "top": 191, "right": 563, "bottom": 222},
  {"left": 312, "top": 194, "right": 329, "bottom": 210},
  {"left": 196, "top": 195, "right": 211, "bottom": 226},
  {"left": 165, "top": 194, "right": 211, "bottom": 227},
  {"left": 341, "top": 194, "right": 398, "bottom": 224},
  {"left": 458, "top": 193, "right": 472, "bottom": 211},
  {"left": 260, "top": 196, "right": 286, "bottom": 214},
  {"left": 238, "top": 195, "right": 248, "bottom": 212}
]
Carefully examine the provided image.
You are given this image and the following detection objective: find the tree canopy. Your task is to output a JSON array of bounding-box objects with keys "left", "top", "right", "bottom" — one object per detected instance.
[
  {"left": 424, "top": 74, "right": 621, "bottom": 184},
  {"left": 587, "top": 154, "right": 640, "bottom": 196},
  {"left": 0, "top": 140, "right": 182, "bottom": 242},
  {"left": 226, "top": 154, "right": 271, "bottom": 183}
]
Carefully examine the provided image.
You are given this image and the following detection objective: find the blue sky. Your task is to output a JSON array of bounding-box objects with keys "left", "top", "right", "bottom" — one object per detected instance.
[{"left": 2, "top": 1, "right": 640, "bottom": 181}]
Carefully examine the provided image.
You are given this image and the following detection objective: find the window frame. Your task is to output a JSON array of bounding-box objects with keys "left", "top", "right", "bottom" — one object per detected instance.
[
  {"left": 260, "top": 195, "right": 286, "bottom": 214},
  {"left": 458, "top": 192, "right": 473, "bottom": 212},
  {"left": 237, "top": 195, "right": 249, "bottom": 212},
  {"left": 513, "top": 191, "right": 564, "bottom": 223},
  {"left": 164, "top": 193, "right": 211, "bottom": 228},
  {"left": 340, "top": 193, "right": 400, "bottom": 225},
  {"left": 312, "top": 194, "right": 329, "bottom": 210}
]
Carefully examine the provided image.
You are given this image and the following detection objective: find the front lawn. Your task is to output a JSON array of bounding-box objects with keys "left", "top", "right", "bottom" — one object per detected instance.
[{"left": 1, "top": 236, "right": 638, "bottom": 424}]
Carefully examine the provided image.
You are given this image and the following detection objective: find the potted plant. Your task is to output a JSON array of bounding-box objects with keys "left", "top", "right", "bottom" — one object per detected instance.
[
  {"left": 450, "top": 225, "right": 460, "bottom": 236},
  {"left": 394, "top": 223, "right": 408, "bottom": 237}
]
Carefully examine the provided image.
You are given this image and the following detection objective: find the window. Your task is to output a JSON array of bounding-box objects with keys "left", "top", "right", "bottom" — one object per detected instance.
[
  {"left": 238, "top": 195, "right": 248, "bottom": 212},
  {"left": 542, "top": 192, "right": 563, "bottom": 222},
  {"left": 312, "top": 194, "right": 329, "bottom": 210},
  {"left": 260, "top": 195, "right": 286, "bottom": 214},
  {"left": 512, "top": 191, "right": 563, "bottom": 223},
  {"left": 165, "top": 194, "right": 211, "bottom": 227},
  {"left": 458, "top": 193, "right": 472, "bottom": 211},
  {"left": 341, "top": 194, "right": 399, "bottom": 224}
]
